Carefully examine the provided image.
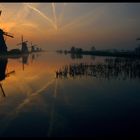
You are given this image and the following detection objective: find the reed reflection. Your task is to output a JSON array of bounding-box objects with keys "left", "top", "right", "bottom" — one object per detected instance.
[{"left": 55, "top": 57, "right": 140, "bottom": 80}]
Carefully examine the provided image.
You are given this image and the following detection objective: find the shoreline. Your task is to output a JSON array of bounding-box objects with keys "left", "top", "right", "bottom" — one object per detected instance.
[{"left": 60, "top": 50, "right": 140, "bottom": 59}]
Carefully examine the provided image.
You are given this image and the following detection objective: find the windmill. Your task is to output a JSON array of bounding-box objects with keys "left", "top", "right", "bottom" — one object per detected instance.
[
  {"left": 30, "top": 42, "right": 42, "bottom": 52},
  {"left": 17, "top": 35, "right": 29, "bottom": 54},
  {"left": 30, "top": 42, "right": 37, "bottom": 52},
  {"left": 0, "top": 10, "right": 14, "bottom": 54},
  {"left": 3, "top": 32, "right": 14, "bottom": 38},
  {"left": 0, "top": 29, "right": 14, "bottom": 53}
]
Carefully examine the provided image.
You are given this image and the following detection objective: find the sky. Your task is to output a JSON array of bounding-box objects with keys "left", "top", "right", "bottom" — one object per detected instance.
[{"left": 0, "top": 3, "right": 140, "bottom": 51}]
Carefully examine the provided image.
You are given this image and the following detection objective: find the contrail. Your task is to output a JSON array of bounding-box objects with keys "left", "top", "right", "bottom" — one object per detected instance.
[
  {"left": 47, "top": 79, "right": 58, "bottom": 137},
  {"left": 58, "top": 3, "right": 66, "bottom": 29},
  {"left": 25, "top": 3, "right": 57, "bottom": 30},
  {"left": 16, "top": 79, "right": 55, "bottom": 111},
  {"left": 52, "top": 3, "right": 57, "bottom": 30},
  {"left": 2, "top": 4, "right": 32, "bottom": 32},
  {"left": 0, "top": 78, "right": 55, "bottom": 136},
  {"left": 61, "top": 7, "right": 105, "bottom": 30}
]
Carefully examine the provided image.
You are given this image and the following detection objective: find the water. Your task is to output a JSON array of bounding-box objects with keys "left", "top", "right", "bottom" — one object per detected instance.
[{"left": 0, "top": 52, "right": 140, "bottom": 137}]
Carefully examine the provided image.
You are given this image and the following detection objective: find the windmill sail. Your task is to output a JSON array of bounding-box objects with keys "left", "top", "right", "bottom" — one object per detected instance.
[{"left": 0, "top": 83, "right": 6, "bottom": 97}]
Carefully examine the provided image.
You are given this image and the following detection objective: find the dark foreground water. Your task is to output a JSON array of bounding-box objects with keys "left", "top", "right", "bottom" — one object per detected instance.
[{"left": 0, "top": 52, "right": 140, "bottom": 137}]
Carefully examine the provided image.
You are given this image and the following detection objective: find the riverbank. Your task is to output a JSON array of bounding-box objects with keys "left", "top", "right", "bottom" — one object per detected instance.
[{"left": 60, "top": 50, "right": 140, "bottom": 59}]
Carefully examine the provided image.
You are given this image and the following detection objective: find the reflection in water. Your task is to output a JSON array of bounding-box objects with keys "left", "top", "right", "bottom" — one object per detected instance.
[
  {"left": 90, "top": 55, "right": 95, "bottom": 60},
  {"left": 0, "top": 53, "right": 38, "bottom": 97},
  {"left": 0, "top": 58, "right": 8, "bottom": 81},
  {"left": 30, "top": 53, "right": 41, "bottom": 63},
  {"left": 0, "top": 53, "right": 40, "bottom": 97},
  {"left": 20, "top": 53, "right": 39, "bottom": 70},
  {"left": 31, "top": 53, "right": 35, "bottom": 63},
  {"left": 1, "top": 52, "right": 140, "bottom": 137},
  {"left": 0, "top": 58, "right": 8, "bottom": 97},
  {"left": 22, "top": 54, "right": 29, "bottom": 71},
  {"left": 0, "top": 58, "right": 15, "bottom": 97},
  {"left": 70, "top": 53, "right": 83, "bottom": 59},
  {"left": 55, "top": 57, "right": 140, "bottom": 80}
]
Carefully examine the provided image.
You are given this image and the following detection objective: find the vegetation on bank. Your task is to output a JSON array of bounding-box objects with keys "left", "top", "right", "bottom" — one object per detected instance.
[{"left": 56, "top": 45, "right": 140, "bottom": 58}]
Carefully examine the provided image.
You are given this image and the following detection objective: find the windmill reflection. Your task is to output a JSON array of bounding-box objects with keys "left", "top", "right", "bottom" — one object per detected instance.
[
  {"left": 55, "top": 58, "right": 140, "bottom": 80},
  {"left": 17, "top": 52, "right": 41, "bottom": 71},
  {"left": 0, "top": 58, "right": 8, "bottom": 97},
  {"left": 0, "top": 57, "right": 15, "bottom": 97},
  {"left": 21, "top": 54, "right": 29, "bottom": 71},
  {"left": 31, "top": 53, "right": 35, "bottom": 62},
  {"left": 30, "top": 53, "right": 39, "bottom": 63}
]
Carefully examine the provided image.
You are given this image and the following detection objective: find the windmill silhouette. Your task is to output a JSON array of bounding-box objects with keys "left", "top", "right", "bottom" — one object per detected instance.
[
  {"left": 30, "top": 42, "right": 37, "bottom": 52},
  {"left": 17, "top": 35, "right": 29, "bottom": 54},
  {"left": 0, "top": 29, "right": 14, "bottom": 54},
  {"left": 0, "top": 10, "right": 14, "bottom": 54}
]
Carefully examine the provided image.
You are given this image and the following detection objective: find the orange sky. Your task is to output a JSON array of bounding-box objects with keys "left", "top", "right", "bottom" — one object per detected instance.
[{"left": 0, "top": 3, "right": 140, "bottom": 51}]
